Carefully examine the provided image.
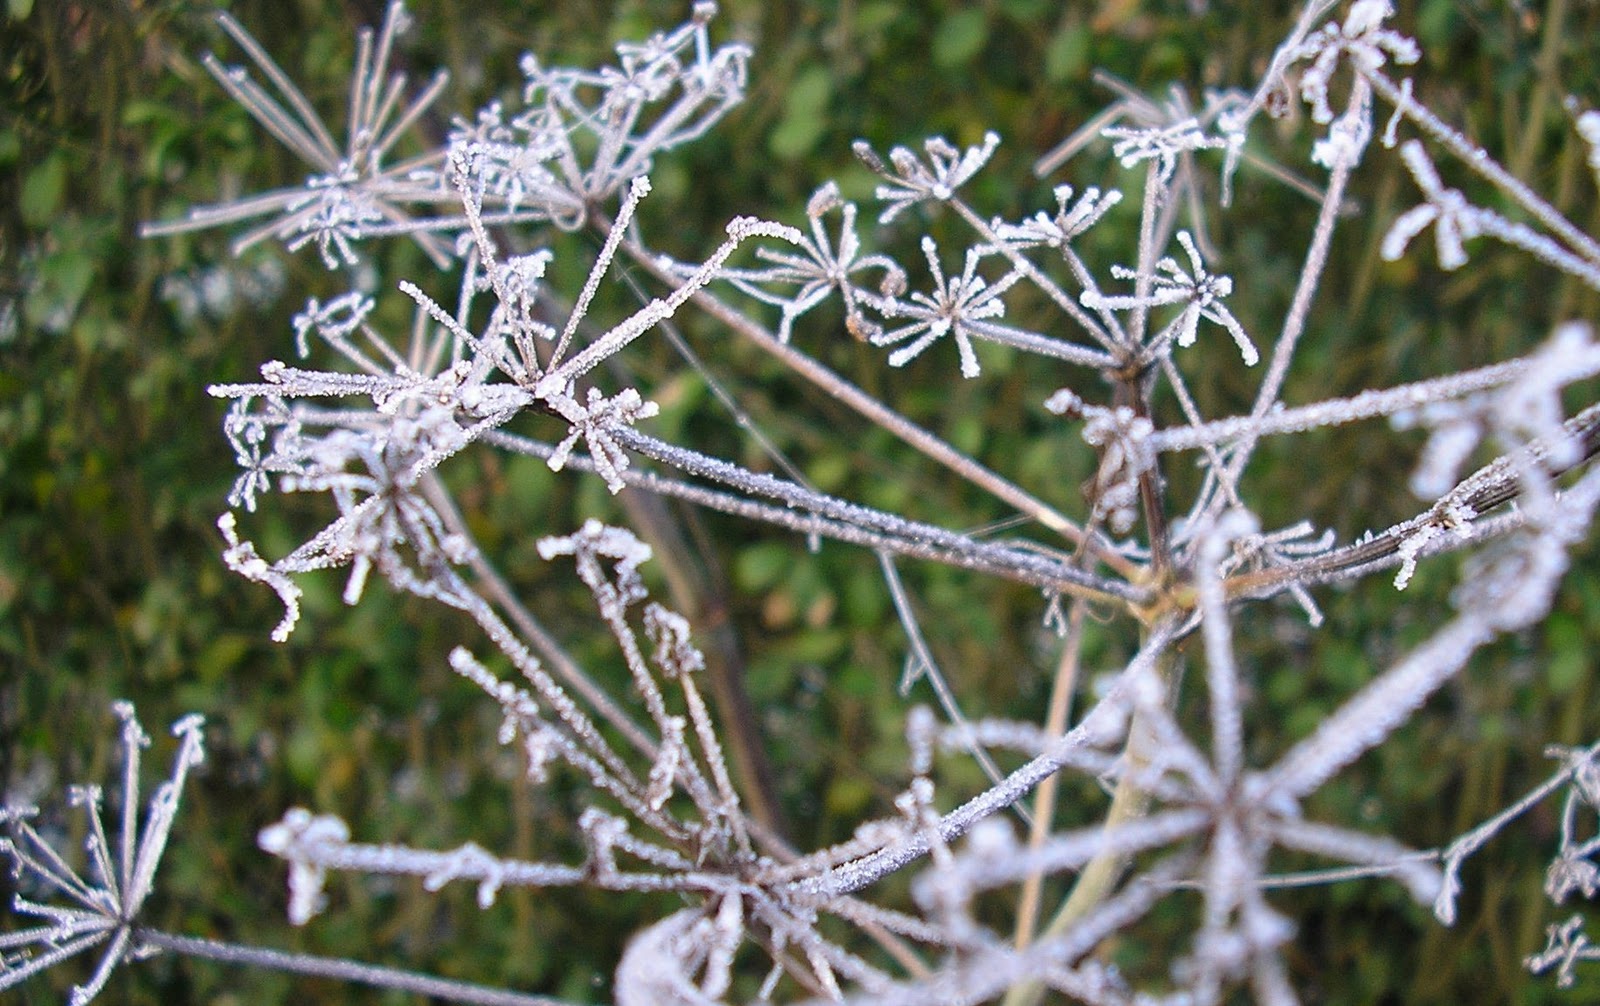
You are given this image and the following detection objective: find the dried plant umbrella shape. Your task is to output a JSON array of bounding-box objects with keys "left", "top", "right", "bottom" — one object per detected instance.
[
  {"left": 1, "top": 705, "right": 204, "bottom": 1004},
  {"left": 20, "top": 0, "right": 1599, "bottom": 1002},
  {"left": 139, "top": 2, "right": 459, "bottom": 267},
  {"left": 0, "top": 706, "right": 557, "bottom": 1005}
]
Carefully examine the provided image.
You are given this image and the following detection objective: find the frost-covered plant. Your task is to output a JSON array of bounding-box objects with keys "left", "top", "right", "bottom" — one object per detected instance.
[
  {"left": 0, "top": 704, "right": 548, "bottom": 1005},
  {"left": 11, "top": 0, "right": 1600, "bottom": 1002}
]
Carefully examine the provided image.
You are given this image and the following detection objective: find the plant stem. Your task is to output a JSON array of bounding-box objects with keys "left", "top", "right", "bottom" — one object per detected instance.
[
  {"left": 1001, "top": 623, "right": 1179, "bottom": 1006},
  {"left": 1013, "top": 598, "right": 1088, "bottom": 949},
  {"left": 618, "top": 239, "right": 1144, "bottom": 583},
  {"left": 137, "top": 929, "right": 569, "bottom": 1006}
]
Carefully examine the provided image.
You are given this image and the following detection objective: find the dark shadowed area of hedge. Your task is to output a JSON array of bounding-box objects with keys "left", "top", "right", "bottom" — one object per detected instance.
[{"left": 4, "top": 0, "right": 1599, "bottom": 1002}]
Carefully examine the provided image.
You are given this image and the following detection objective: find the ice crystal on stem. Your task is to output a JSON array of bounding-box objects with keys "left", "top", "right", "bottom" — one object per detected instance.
[
  {"left": 1382, "top": 141, "right": 1482, "bottom": 270},
  {"left": 508, "top": 1, "right": 751, "bottom": 205},
  {"left": 1045, "top": 390, "right": 1156, "bottom": 536},
  {"left": 1579, "top": 109, "right": 1600, "bottom": 185},
  {"left": 1529, "top": 916, "right": 1600, "bottom": 990},
  {"left": 992, "top": 185, "right": 1123, "bottom": 253},
  {"left": 1293, "top": 0, "right": 1417, "bottom": 127},
  {"left": 1101, "top": 117, "right": 1226, "bottom": 185},
  {"left": 536, "top": 520, "right": 654, "bottom": 608},
  {"left": 1453, "top": 742, "right": 1600, "bottom": 989},
  {"left": 543, "top": 386, "right": 661, "bottom": 492}
]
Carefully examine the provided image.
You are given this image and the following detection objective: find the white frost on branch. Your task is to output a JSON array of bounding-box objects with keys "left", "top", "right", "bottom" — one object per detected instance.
[
  {"left": 1382, "top": 141, "right": 1481, "bottom": 270},
  {"left": 713, "top": 181, "right": 905, "bottom": 344},
  {"left": 991, "top": 184, "right": 1123, "bottom": 252},
  {"left": 1101, "top": 117, "right": 1225, "bottom": 184}
]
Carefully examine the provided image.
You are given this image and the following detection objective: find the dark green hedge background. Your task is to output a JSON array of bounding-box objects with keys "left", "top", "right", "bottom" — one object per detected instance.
[{"left": 4, "top": 0, "right": 1599, "bottom": 1002}]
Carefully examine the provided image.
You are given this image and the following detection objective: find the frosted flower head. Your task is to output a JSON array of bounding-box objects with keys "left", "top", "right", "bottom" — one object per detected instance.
[
  {"left": 445, "top": 99, "right": 586, "bottom": 227},
  {"left": 1381, "top": 141, "right": 1483, "bottom": 270},
  {"left": 853, "top": 131, "right": 1001, "bottom": 224},
  {"left": 1102, "top": 117, "right": 1226, "bottom": 184},
  {"left": 257, "top": 808, "right": 352, "bottom": 926},
  {"left": 991, "top": 184, "right": 1123, "bottom": 252},
  {"left": 1294, "top": 0, "right": 1419, "bottom": 127},
  {"left": 1046, "top": 390, "right": 1155, "bottom": 535},
  {"left": 868, "top": 236, "right": 1021, "bottom": 378},
  {"left": 509, "top": 3, "right": 751, "bottom": 202},
  {"left": 1577, "top": 107, "right": 1600, "bottom": 185},
  {"left": 222, "top": 395, "right": 305, "bottom": 513},
  {"left": 1527, "top": 915, "right": 1600, "bottom": 989},
  {"left": 1, "top": 705, "right": 205, "bottom": 1004},
  {"left": 540, "top": 384, "right": 661, "bottom": 493},
  {"left": 211, "top": 380, "right": 487, "bottom": 639},
  {"left": 1084, "top": 230, "right": 1259, "bottom": 366},
  {"left": 538, "top": 519, "right": 655, "bottom": 608},
  {"left": 141, "top": 2, "right": 456, "bottom": 268},
  {"left": 481, "top": 249, "right": 560, "bottom": 347},
  {"left": 714, "top": 181, "right": 905, "bottom": 344}
]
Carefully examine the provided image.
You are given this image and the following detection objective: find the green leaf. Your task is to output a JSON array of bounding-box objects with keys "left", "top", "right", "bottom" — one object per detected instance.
[
  {"left": 769, "top": 64, "right": 833, "bottom": 160},
  {"left": 20, "top": 152, "right": 67, "bottom": 227},
  {"left": 121, "top": 99, "right": 174, "bottom": 127},
  {"left": 932, "top": 9, "right": 989, "bottom": 69},
  {"left": 949, "top": 412, "right": 984, "bottom": 455},
  {"left": 855, "top": 1, "right": 901, "bottom": 39},
  {"left": 1044, "top": 24, "right": 1090, "bottom": 82},
  {"left": 1546, "top": 615, "right": 1586, "bottom": 695},
  {"left": 1001, "top": 0, "right": 1049, "bottom": 22},
  {"left": 24, "top": 246, "right": 96, "bottom": 335},
  {"left": 823, "top": 775, "right": 873, "bottom": 818},
  {"left": 735, "top": 542, "right": 793, "bottom": 591},
  {"left": 195, "top": 633, "right": 252, "bottom": 683}
]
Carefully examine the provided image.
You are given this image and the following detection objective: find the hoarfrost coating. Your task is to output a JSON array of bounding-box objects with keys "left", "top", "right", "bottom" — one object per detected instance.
[{"left": 11, "top": 0, "right": 1600, "bottom": 1003}]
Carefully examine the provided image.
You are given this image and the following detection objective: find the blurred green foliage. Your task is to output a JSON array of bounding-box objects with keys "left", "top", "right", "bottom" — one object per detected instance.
[{"left": 3, "top": 0, "right": 1600, "bottom": 1003}]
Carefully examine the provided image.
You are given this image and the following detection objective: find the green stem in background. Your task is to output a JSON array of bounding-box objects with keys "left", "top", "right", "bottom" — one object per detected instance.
[
  {"left": 1002, "top": 627, "right": 1180, "bottom": 1006},
  {"left": 1508, "top": 0, "right": 1568, "bottom": 184},
  {"left": 1012, "top": 598, "right": 1088, "bottom": 949}
]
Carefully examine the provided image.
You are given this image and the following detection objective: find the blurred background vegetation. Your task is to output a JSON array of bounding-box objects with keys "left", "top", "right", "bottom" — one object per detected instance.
[{"left": 3, "top": 0, "right": 1600, "bottom": 1002}]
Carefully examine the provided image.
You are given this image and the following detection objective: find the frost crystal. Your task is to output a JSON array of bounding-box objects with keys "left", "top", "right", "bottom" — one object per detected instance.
[
  {"left": 542, "top": 385, "right": 661, "bottom": 492},
  {"left": 992, "top": 184, "right": 1122, "bottom": 251},
  {"left": 1382, "top": 141, "right": 1482, "bottom": 269},
  {"left": 1102, "top": 117, "right": 1225, "bottom": 183},
  {"left": 717, "top": 181, "right": 905, "bottom": 343}
]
